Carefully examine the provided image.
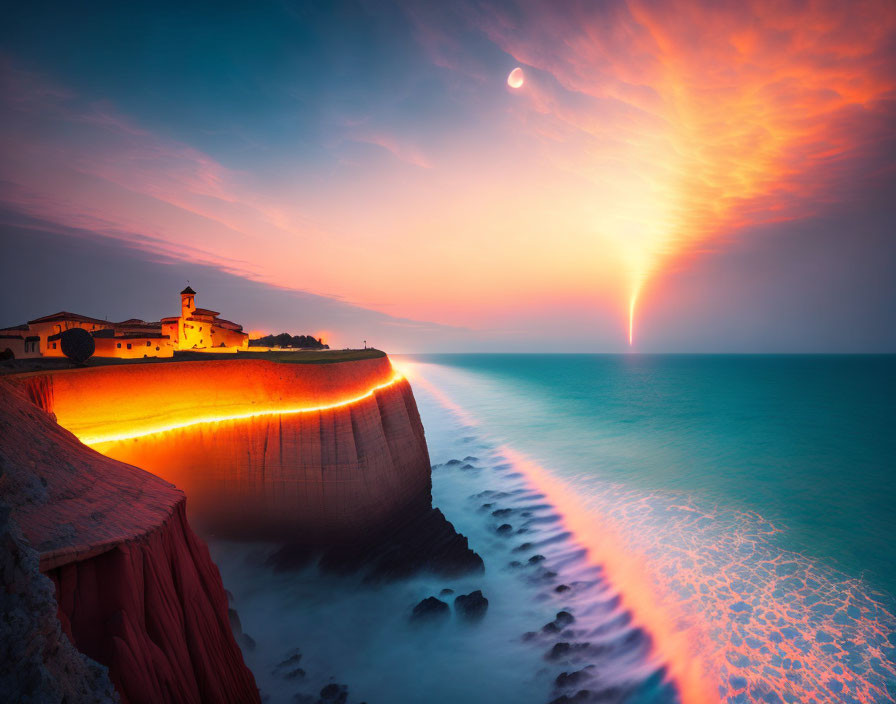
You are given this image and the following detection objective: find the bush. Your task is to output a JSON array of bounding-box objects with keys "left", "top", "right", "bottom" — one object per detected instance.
[{"left": 60, "top": 328, "right": 95, "bottom": 364}]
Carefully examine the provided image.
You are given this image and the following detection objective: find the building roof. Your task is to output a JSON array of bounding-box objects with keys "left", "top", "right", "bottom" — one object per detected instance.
[
  {"left": 77, "top": 329, "right": 170, "bottom": 341},
  {"left": 215, "top": 319, "right": 245, "bottom": 332},
  {"left": 160, "top": 316, "right": 180, "bottom": 323},
  {"left": 116, "top": 321, "right": 163, "bottom": 331},
  {"left": 0, "top": 323, "right": 29, "bottom": 332},
  {"left": 181, "top": 286, "right": 196, "bottom": 295},
  {"left": 191, "top": 307, "right": 220, "bottom": 317},
  {"left": 27, "top": 311, "right": 111, "bottom": 326},
  {"left": 0, "top": 334, "right": 24, "bottom": 340}
]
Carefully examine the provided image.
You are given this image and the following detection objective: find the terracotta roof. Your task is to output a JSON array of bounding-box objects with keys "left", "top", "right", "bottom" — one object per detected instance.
[
  {"left": 191, "top": 307, "right": 220, "bottom": 317},
  {"left": 90, "top": 330, "right": 170, "bottom": 340},
  {"left": 215, "top": 319, "right": 244, "bottom": 331},
  {"left": 160, "top": 316, "right": 180, "bottom": 323},
  {"left": 181, "top": 286, "right": 196, "bottom": 295},
  {"left": 116, "top": 321, "right": 162, "bottom": 330},
  {"left": 0, "top": 323, "right": 29, "bottom": 332},
  {"left": 27, "top": 311, "right": 110, "bottom": 326}
]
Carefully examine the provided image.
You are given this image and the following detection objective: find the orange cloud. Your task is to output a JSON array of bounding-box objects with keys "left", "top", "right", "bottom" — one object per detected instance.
[{"left": 469, "top": 0, "right": 896, "bottom": 341}]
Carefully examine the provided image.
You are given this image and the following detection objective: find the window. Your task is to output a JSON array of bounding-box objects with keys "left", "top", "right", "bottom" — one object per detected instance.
[
  {"left": 146, "top": 341, "right": 151, "bottom": 346},
  {"left": 52, "top": 342, "right": 57, "bottom": 349},
  {"left": 155, "top": 346, "right": 160, "bottom": 351},
  {"left": 126, "top": 343, "right": 132, "bottom": 349},
  {"left": 117, "top": 343, "right": 121, "bottom": 348}
]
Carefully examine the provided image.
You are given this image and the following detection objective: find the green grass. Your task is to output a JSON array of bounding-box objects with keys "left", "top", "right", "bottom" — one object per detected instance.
[
  {"left": 0, "top": 348, "right": 386, "bottom": 376},
  {"left": 197, "top": 348, "right": 386, "bottom": 364}
]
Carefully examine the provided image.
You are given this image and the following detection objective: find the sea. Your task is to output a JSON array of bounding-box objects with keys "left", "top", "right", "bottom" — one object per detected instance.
[{"left": 210, "top": 354, "right": 896, "bottom": 704}]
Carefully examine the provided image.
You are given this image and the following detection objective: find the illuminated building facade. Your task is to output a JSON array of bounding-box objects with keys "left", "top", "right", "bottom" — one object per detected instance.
[
  {"left": 160, "top": 287, "right": 249, "bottom": 351},
  {"left": 0, "top": 287, "right": 247, "bottom": 359}
]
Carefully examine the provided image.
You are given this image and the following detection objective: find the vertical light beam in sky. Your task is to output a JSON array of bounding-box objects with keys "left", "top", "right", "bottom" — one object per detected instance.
[{"left": 474, "top": 0, "right": 896, "bottom": 343}]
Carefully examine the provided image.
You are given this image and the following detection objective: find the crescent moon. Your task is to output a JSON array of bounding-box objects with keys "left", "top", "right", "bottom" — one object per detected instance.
[{"left": 507, "top": 67, "right": 525, "bottom": 89}]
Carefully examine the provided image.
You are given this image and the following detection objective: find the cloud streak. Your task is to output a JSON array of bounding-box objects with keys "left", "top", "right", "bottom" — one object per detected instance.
[{"left": 445, "top": 0, "right": 896, "bottom": 341}]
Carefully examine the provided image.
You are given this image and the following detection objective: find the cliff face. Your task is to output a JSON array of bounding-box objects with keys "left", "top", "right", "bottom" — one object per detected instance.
[
  {"left": 0, "top": 502, "right": 118, "bottom": 704},
  {"left": 14, "top": 357, "right": 433, "bottom": 542},
  {"left": 0, "top": 380, "right": 259, "bottom": 703}
]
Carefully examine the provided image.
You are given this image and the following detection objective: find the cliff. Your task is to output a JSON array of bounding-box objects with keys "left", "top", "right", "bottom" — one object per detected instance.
[
  {"left": 13, "top": 357, "right": 449, "bottom": 544},
  {"left": 0, "top": 501, "right": 119, "bottom": 704},
  {"left": 0, "top": 380, "right": 259, "bottom": 703}
]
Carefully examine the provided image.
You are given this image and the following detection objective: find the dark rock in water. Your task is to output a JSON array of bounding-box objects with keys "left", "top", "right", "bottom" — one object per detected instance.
[
  {"left": 513, "top": 542, "right": 534, "bottom": 553},
  {"left": 454, "top": 590, "right": 489, "bottom": 621},
  {"left": 541, "top": 609, "right": 575, "bottom": 632},
  {"left": 555, "top": 611, "right": 575, "bottom": 627},
  {"left": 317, "top": 508, "right": 484, "bottom": 581},
  {"left": 549, "top": 642, "right": 572, "bottom": 659},
  {"left": 496, "top": 523, "right": 513, "bottom": 535},
  {"left": 229, "top": 605, "right": 256, "bottom": 651},
  {"left": 522, "top": 631, "right": 539, "bottom": 641},
  {"left": 529, "top": 554, "right": 546, "bottom": 564},
  {"left": 464, "top": 456, "right": 479, "bottom": 462},
  {"left": 461, "top": 463, "right": 476, "bottom": 470},
  {"left": 548, "top": 690, "right": 594, "bottom": 704},
  {"left": 411, "top": 596, "right": 450, "bottom": 621},
  {"left": 285, "top": 667, "right": 306, "bottom": 680},
  {"left": 555, "top": 584, "right": 571, "bottom": 593},
  {"left": 508, "top": 560, "right": 523, "bottom": 568},
  {"left": 555, "top": 667, "right": 593, "bottom": 689},
  {"left": 319, "top": 682, "right": 348, "bottom": 702},
  {"left": 277, "top": 652, "right": 303, "bottom": 669},
  {"left": 446, "top": 459, "right": 463, "bottom": 466},
  {"left": 439, "top": 588, "right": 455, "bottom": 596},
  {"left": 481, "top": 502, "right": 494, "bottom": 510},
  {"left": 492, "top": 508, "right": 513, "bottom": 517}
]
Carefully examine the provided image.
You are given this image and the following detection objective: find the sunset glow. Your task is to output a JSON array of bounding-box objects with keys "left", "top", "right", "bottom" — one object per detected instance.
[{"left": 2, "top": 0, "right": 895, "bottom": 351}]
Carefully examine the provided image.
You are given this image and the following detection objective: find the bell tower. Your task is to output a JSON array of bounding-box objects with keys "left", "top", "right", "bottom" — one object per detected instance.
[{"left": 180, "top": 286, "right": 196, "bottom": 318}]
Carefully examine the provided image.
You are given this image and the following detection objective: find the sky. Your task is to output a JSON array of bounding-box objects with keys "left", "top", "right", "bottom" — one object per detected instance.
[{"left": 1, "top": 0, "right": 895, "bottom": 352}]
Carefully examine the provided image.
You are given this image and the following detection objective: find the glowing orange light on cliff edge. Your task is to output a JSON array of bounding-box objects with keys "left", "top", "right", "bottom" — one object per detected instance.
[{"left": 81, "top": 373, "right": 404, "bottom": 447}]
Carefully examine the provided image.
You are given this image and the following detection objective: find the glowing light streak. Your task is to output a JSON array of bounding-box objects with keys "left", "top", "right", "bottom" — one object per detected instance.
[{"left": 80, "top": 373, "right": 404, "bottom": 446}]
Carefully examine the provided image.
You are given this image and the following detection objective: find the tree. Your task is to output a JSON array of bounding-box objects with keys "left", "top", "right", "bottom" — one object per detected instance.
[{"left": 60, "top": 328, "right": 95, "bottom": 364}]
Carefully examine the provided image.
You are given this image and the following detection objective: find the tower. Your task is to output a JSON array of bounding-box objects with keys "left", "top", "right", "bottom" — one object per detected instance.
[{"left": 180, "top": 286, "right": 196, "bottom": 318}]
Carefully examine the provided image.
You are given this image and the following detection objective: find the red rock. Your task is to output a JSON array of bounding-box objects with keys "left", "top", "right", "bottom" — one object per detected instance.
[
  {"left": 13, "top": 357, "right": 434, "bottom": 541},
  {"left": 0, "top": 380, "right": 259, "bottom": 704}
]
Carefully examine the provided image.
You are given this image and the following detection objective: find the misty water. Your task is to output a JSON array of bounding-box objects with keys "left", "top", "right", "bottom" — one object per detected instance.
[{"left": 209, "top": 354, "right": 896, "bottom": 704}]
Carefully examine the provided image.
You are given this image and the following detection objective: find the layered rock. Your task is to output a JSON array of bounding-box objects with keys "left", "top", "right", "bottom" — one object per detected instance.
[
  {"left": 9, "top": 354, "right": 482, "bottom": 575},
  {"left": 13, "top": 357, "right": 442, "bottom": 543},
  {"left": 0, "top": 501, "right": 118, "bottom": 704},
  {"left": 0, "top": 380, "right": 259, "bottom": 704}
]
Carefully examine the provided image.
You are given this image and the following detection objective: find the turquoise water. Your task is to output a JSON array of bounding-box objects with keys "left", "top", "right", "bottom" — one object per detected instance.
[
  {"left": 403, "top": 354, "right": 896, "bottom": 597},
  {"left": 216, "top": 353, "right": 896, "bottom": 704}
]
